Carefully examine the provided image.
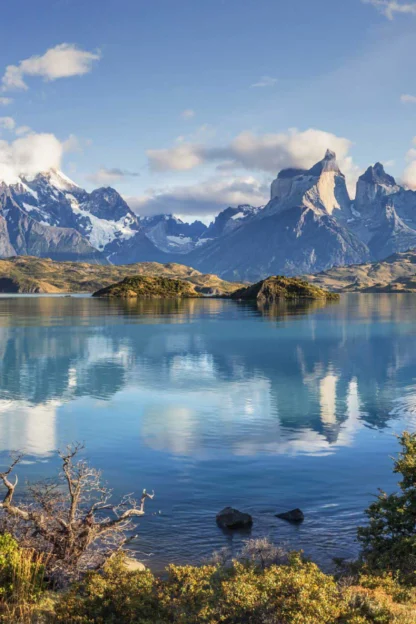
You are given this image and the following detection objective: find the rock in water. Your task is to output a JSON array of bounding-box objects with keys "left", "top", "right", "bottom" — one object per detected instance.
[
  {"left": 216, "top": 507, "right": 253, "bottom": 529},
  {"left": 276, "top": 508, "right": 304, "bottom": 523}
]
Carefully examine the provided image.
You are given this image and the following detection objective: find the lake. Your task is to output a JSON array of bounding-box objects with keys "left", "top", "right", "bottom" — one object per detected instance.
[{"left": 0, "top": 294, "right": 415, "bottom": 572}]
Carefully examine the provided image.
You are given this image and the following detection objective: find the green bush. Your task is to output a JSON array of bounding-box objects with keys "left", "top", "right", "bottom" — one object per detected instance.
[{"left": 357, "top": 431, "right": 416, "bottom": 584}]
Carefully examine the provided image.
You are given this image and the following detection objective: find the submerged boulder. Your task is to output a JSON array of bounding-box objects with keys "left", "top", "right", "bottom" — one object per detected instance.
[
  {"left": 276, "top": 508, "right": 304, "bottom": 523},
  {"left": 216, "top": 507, "right": 253, "bottom": 529}
]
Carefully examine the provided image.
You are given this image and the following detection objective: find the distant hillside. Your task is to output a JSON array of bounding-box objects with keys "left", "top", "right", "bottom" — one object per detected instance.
[
  {"left": 0, "top": 257, "right": 242, "bottom": 295},
  {"left": 306, "top": 250, "right": 416, "bottom": 292},
  {"left": 93, "top": 275, "right": 200, "bottom": 299},
  {"left": 232, "top": 276, "right": 339, "bottom": 302}
]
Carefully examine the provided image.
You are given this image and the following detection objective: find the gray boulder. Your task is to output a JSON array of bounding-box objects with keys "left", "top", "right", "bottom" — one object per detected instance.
[
  {"left": 276, "top": 508, "right": 304, "bottom": 523},
  {"left": 216, "top": 507, "right": 253, "bottom": 529}
]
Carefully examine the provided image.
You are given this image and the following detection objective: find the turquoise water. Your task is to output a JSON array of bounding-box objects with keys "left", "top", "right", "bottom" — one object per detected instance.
[{"left": 0, "top": 294, "right": 415, "bottom": 571}]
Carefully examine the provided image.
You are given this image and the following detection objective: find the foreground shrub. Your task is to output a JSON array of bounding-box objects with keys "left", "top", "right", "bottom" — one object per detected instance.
[
  {"left": 56, "top": 552, "right": 344, "bottom": 623},
  {"left": 0, "top": 533, "right": 48, "bottom": 623},
  {"left": 54, "top": 553, "right": 160, "bottom": 624},
  {"left": 357, "top": 431, "right": 416, "bottom": 584}
]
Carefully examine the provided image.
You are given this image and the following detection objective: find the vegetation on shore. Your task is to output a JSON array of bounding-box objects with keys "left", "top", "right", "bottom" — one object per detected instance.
[
  {"left": 0, "top": 256, "right": 242, "bottom": 296},
  {"left": 0, "top": 433, "right": 414, "bottom": 622},
  {"left": 232, "top": 275, "right": 340, "bottom": 302},
  {"left": 92, "top": 275, "right": 201, "bottom": 299}
]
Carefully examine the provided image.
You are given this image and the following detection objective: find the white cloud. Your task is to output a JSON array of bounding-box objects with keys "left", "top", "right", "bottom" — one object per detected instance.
[
  {"left": 147, "top": 143, "right": 205, "bottom": 171},
  {"left": 15, "top": 125, "right": 31, "bottom": 136},
  {"left": 251, "top": 75, "right": 277, "bottom": 88},
  {"left": 147, "top": 128, "right": 353, "bottom": 175},
  {"left": 87, "top": 167, "right": 140, "bottom": 186},
  {"left": 0, "top": 97, "right": 12, "bottom": 106},
  {"left": 0, "top": 117, "right": 15, "bottom": 131},
  {"left": 362, "top": 0, "right": 416, "bottom": 19},
  {"left": 181, "top": 109, "right": 195, "bottom": 119},
  {"left": 126, "top": 175, "right": 269, "bottom": 217},
  {"left": 402, "top": 160, "right": 416, "bottom": 188},
  {"left": 0, "top": 132, "right": 64, "bottom": 184},
  {"left": 401, "top": 94, "right": 416, "bottom": 103},
  {"left": 2, "top": 43, "right": 100, "bottom": 91}
]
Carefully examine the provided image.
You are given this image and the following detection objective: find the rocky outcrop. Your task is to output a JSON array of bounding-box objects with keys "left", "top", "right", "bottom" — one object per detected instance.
[
  {"left": 276, "top": 508, "right": 304, "bottom": 523},
  {"left": 216, "top": 507, "right": 253, "bottom": 529},
  {"left": 232, "top": 276, "right": 339, "bottom": 302}
]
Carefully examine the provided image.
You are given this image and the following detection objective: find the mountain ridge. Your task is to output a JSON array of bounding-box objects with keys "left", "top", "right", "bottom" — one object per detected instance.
[{"left": 1, "top": 152, "right": 416, "bottom": 279}]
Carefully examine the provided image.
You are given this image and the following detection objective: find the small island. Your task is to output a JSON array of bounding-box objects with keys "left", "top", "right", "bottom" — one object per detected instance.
[
  {"left": 92, "top": 275, "right": 201, "bottom": 299},
  {"left": 93, "top": 274, "right": 340, "bottom": 302},
  {"left": 231, "top": 275, "right": 340, "bottom": 302}
]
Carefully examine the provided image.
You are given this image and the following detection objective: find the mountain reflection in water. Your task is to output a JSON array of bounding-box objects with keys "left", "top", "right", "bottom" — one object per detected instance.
[{"left": 0, "top": 294, "right": 414, "bottom": 570}]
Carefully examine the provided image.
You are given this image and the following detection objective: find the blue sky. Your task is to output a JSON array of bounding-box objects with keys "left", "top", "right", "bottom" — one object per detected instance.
[{"left": 1, "top": 0, "right": 416, "bottom": 222}]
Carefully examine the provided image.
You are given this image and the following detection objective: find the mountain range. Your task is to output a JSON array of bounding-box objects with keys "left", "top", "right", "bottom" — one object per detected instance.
[{"left": 1, "top": 150, "right": 416, "bottom": 280}]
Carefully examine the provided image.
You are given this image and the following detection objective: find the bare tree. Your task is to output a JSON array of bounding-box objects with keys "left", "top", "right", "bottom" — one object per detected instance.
[{"left": 0, "top": 443, "right": 154, "bottom": 585}]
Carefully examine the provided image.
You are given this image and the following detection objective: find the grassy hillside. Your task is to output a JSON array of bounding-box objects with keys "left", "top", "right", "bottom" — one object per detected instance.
[
  {"left": 93, "top": 275, "right": 200, "bottom": 298},
  {"left": 232, "top": 275, "right": 340, "bottom": 302},
  {"left": 306, "top": 250, "right": 416, "bottom": 292},
  {"left": 0, "top": 256, "right": 242, "bottom": 296}
]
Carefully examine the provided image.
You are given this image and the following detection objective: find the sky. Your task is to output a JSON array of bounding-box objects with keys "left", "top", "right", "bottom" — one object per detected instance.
[{"left": 1, "top": 0, "right": 416, "bottom": 223}]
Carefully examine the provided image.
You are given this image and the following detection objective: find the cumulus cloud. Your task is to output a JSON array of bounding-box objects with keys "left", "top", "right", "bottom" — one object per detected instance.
[
  {"left": 181, "top": 109, "right": 195, "bottom": 119},
  {"left": 251, "top": 76, "right": 277, "bottom": 88},
  {"left": 0, "top": 132, "right": 64, "bottom": 183},
  {"left": 0, "top": 117, "right": 15, "bottom": 131},
  {"left": 87, "top": 167, "right": 140, "bottom": 186},
  {"left": 147, "top": 143, "right": 205, "bottom": 171},
  {"left": 126, "top": 175, "right": 269, "bottom": 218},
  {"left": 362, "top": 0, "right": 416, "bottom": 19},
  {"left": 0, "top": 97, "right": 12, "bottom": 106},
  {"left": 403, "top": 160, "right": 416, "bottom": 187},
  {"left": 2, "top": 43, "right": 100, "bottom": 91},
  {"left": 147, "top": 128, "right": 353, "bottom": 175},
  {"left": 401, "top": 94, "right": 416, "bottom": 103}
]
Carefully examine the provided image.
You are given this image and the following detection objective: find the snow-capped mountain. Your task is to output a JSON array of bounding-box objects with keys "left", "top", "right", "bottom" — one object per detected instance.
[
  {"left": 1, "top": 152, "right": 416, "bottom": 280},
  {"left": 140, "top": 214, "right": 207, "bottom": 254}
]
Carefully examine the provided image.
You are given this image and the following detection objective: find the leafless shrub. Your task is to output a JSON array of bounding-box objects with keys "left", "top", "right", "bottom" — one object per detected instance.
[
  {"left": 0, "top": 443, "right": 154, "bottom": 586},
  {"left": 238, "top": 537, "right": 289, "bottom": 570}
]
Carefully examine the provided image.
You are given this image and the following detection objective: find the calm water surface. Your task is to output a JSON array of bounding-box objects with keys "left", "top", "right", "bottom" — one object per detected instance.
[{"left": 0, "top": 294, "right": 415, "bottom": 571}]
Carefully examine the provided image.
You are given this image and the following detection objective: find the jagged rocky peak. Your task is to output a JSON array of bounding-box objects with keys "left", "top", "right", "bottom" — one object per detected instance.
[
  {"left": 85, "top": 187, "right": 137, "bottom": 222},
  {"left": 270, "top": 149, "right": 351, "bottom": 217},
  {"left": 308, "top": 148, "right": 341, "bottom": 176},
  {"left": 360, "top": 162, "right": 396, "bottom": 187},
  {"left": 202, "top": 204, "right": 259, "bottom": 239},
  {"left": 355, "top": 162, "right": 400, "bottom": 212}
]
